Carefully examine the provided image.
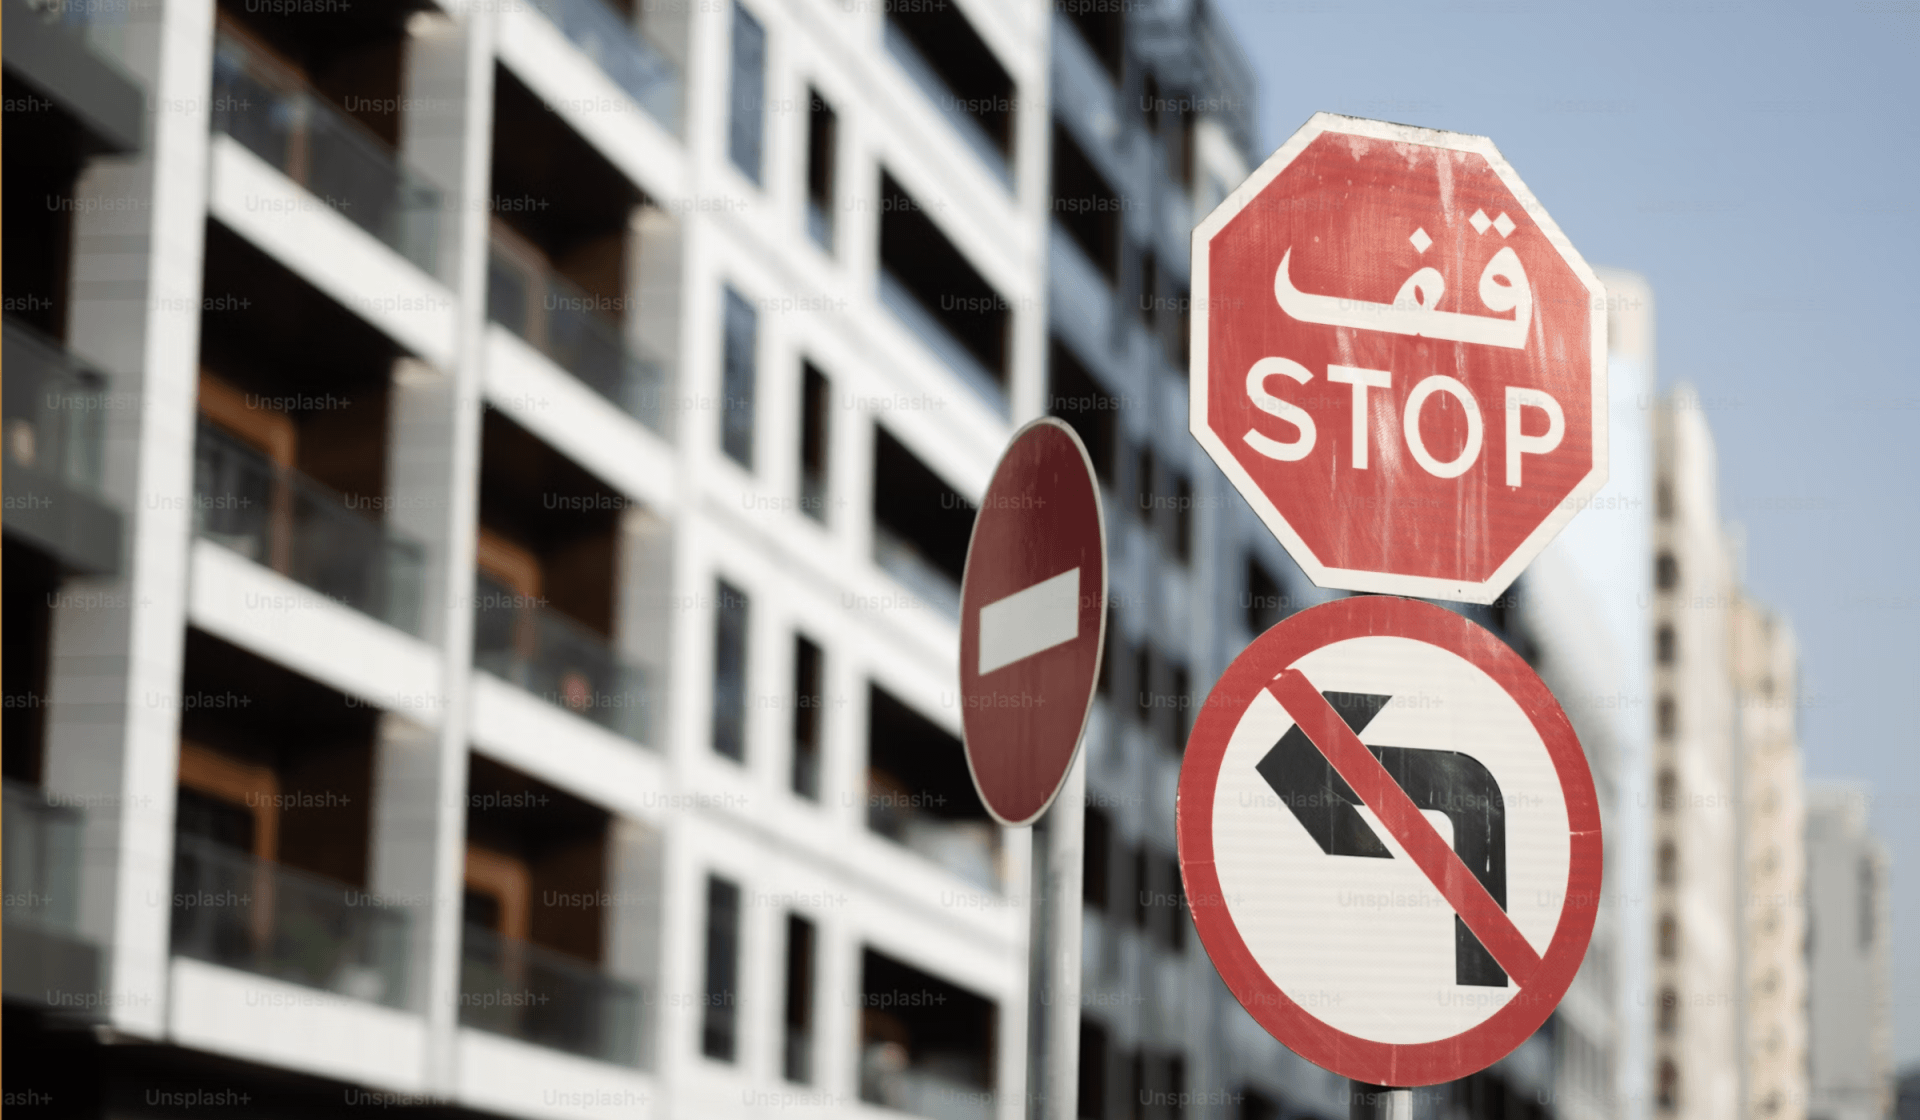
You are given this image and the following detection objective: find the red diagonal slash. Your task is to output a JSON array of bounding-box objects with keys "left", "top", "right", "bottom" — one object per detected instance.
[{"left": 1269, "top": 667, "right": 1543, "bottom": 989}]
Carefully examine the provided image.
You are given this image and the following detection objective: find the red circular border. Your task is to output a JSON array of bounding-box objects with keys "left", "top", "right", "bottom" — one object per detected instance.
[{"left": 1176, "top": 595, "right": 1602, "bottom": 1086}]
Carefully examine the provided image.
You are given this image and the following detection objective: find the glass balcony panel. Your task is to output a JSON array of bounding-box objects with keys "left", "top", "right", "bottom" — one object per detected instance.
[
  {"left": 881, "top": 20, "right": 1011, "bottom": 191},
  {"left": 460, "top": 923, "right": 647, "bottom": 1067},
  {"left": 192, "top": 424, "right": 426, "bottom": 635},
  {"left": 170, "top": 836, "right": 413, "bottom": 1010},
  {"left": 4, "top": 781, "right": 84, "bottom": 934},
  {"left": 209, "top": 36, "right": 442, "bottom": 275},
  {"left": 3, "top": 321, "right": 109, "bottom": 497},
  {"left": 533, "top": 0, "right": 682, "bottom": 132},
  {"left": 876, "top": 268, "right": 1008, "bottom": 419},
  {"left": 471, "top": 570, "right": 658, "bottom": 744},
  {"left": 865, "top": 772, "right": 996, "bottom": 891},
  {"left": 871, "top": 524, "right": 962, "bottom": 619},
  {"left": 486, "top": 241, "right": 669, "bottom": 435},
  {"left": 861, "top": 1060, "right": 995, "bottom": 1120},
  {"left": 3, "top": 781, "right": 103, "bottom": 1006}
]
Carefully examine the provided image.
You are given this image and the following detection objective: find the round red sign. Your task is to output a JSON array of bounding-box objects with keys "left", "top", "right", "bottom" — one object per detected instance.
[
  {"left": 958, "top": 419, "right": 1108, "bottom": 827},
  {"left": 1177, "top": 595, "right": 1601, "bottom": 1086}
]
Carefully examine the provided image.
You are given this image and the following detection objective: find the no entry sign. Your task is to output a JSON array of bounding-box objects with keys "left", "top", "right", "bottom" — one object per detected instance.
[
  {"left": 1190, "top": 113, "right": 1607, "bottom": 604},
  {"left": 1177, "top": 596, "right": 1600, "bottom": 1086},
  {"left": 959, "top": 419, "right": 1108, "bottom": 827}
]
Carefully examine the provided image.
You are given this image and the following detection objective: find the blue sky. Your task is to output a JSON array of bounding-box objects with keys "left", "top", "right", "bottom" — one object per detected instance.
[{"left": 1212, "top": 0, "right": 1920, "bottom": 1067}]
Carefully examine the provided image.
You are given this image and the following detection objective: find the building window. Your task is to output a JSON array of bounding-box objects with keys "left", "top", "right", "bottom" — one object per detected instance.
[
  {"left": 871, "top": 426, "right": 975, "bottom": 614},
  {"left": 1096, "top": 606, "right": 1120, "bottom": 698},
  {"left": 791, "top": 634, "right": 823, "bottom": 799},
  {"left": 783, "top": 913, "right": 817, "bottom": 1083},
  {"left": 1047, "top": 339, "right": 1117, "bottom": 484},
  {"left": 1169, "top": 663, "right": 1191, "bottom": 753},
  {"left": 1657, "top": 913, "right": 1678, "bottom": 960},
  {"left": 1657, "top": 695, "right": 1676, "bottom": 739},
  {"left": 1077, "top": 1017, "right": 1108, "bottom": 1119},
  {"left": 728, "top": 1, "right": 767, "bottom": 183},
  {"left": 1657, "top": 767, "right": 1677, "bottom": 812},
  {"left": 1083, "top": 805, "right": 1112, "bottom": 912},
  {"left": 1053, "top": 123, "right": 1122, "bottom": 284},
  {"left": 721, "top": 286, "right": 758, "bottom": 467},
  {"left": 1246, "top": 557, "right": 1286, "bottom": 635},
  {"left": 1656, "top": 624, "right": 1676, "bottom": 665},
  {"left": 804, "top": 89, "right": 837, "bottom": 249},
  {"left": 1656, "top": 1058, "right": 1680, "bottom": 1111},
  {"left": 1657, "top": 841, "right": 1677, "bottom": 886},
  {"left": 1655, "top": 551, "right": 1679, "bottom": 591},
  {"left": 702, "top": 875, "right": 742, "bottom": 1061},
  {"left": 1169, "top": 472, "right": 1193, "bottom": 564},
  {"left": 1134, "top": 444, "right": 1155, "bottom": 524},
  {"left": 1062, "top": 0, "right": 1123, "bottom": 81},
  {"left": 713, "top": 579, "right": 750, "bottom": 761},
  {"left": 1134, "top": 645, "right": 1153, "bottom": 723},
  {"left": 799, "top": 362, "right": 830, "bottom": 520},
  {"left": 1656, "top": 480, "right": 1674, "bottom": 520}
]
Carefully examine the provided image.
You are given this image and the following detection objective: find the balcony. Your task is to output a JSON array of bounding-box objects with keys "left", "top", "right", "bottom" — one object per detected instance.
[
  {"left": 193, "top": 423, "right": 425, "bottom": 635},
  {"left": 882, "top": 15, "right": 1011, "bottom": 190},
  {"left": 489, "top": 238, "right": 669, "bottom": 435},
  {"left": 459, "top": 923, "right": 647, "bottom": 1067},
  {"left": 877, "top": 269, "right": 1008, "bottom": 420},
  {"left": 872, "top": 524, "right": 962, "bottom": 620},
  {"left": 866, "top": 687, "right": 1000, "bottom": 892},
  {"left": 472, "top": 570, "right": 657, "bottom": 744},
  {"left": 170, "top": 835, "right": 413, "bottom": 1010},
  {"left": 1, "top": 321, "right": 122, "bottom": 574},
  {"left": 210, "top": 34, "right": 441, "bottom": 275},
  {"left": 3, "top": 781, "right": 103, "bottom": 1008},
  {"left": 529, "top": 0, "right": 681, "bottom": 134}
]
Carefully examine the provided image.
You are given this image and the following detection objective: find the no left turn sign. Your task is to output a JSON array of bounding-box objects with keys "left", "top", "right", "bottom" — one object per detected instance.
[{"left": 1176, "top": 596, "right": 1601, "bottom": 1086}]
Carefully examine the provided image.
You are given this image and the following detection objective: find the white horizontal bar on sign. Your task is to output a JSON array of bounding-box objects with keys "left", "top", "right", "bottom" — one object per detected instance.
[{"left": 977, "top": 567, "right": 1081, "bottom": 676}]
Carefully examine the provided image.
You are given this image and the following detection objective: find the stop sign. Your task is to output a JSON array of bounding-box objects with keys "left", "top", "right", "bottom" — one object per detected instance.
[{"left": 1190, "top": 114, "right": 1607, "bottom": 604}]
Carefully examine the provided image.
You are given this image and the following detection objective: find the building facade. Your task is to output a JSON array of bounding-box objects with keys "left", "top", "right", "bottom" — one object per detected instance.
[
  {"left": 1648, "top": 385, "right": 1746, "bottom": 1120},
  {"left": 4, "top": 1, "right": 1671, "bottom": 1118},
  {"left": 6, "top": 0, "right": 1059, "bottom": 1113},
  {"left": 1805, "top": 785, "right": 1893, "bottom": 1120},
  {"left": 1731, "top": 598, "right": 1809, "bottom": 1120}
]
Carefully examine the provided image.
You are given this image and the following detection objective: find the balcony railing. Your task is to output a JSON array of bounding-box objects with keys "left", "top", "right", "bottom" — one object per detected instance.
[
  {"left": 872, "top": 524, "right": 962, "bottom": 619},
  {"left": 210, "top": 34, "right": 441, "bottom": 275},
  {"left": 866, "top": 771, "right": 998, "bottom": 891},
  {"left": 472, "top": 570, "right": 658, "bottom": 744},
  {"left": 882, "top": 19, "right": 1011, "bottom": 191},
  {"left": 193, "top": 423, "right": 426, "bottom": 635},
  {"left": 528, "top": 0, "right": 681, "bottom": 133},
  {"left": 488, "top": 240, "right": 670, "bottom": 436},
  {"left": 170, "top": 836, "right": 413, "bottom": 1010},
  {"left": 4, "top": 321, "right": 108, "bottom": 497},
  {"left": 860, "top": 1049, "right": 995, "bottom": 1120},
  {"left": 460, "top": 923, "right": 647, "bottom": 1067},
  {"left": 3, "top": 780, "right": 104, "bottom": 1008},
  {"left": 877, "top": 269, "right": 1008, "bottom": 419}
]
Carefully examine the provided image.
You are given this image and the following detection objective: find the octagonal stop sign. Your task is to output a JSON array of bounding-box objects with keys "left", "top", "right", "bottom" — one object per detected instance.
[{"left": 1191, "top": 114, "right": 1607, "bottom": 603}]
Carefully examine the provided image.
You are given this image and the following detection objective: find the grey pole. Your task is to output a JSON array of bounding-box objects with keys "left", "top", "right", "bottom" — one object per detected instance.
[{"left": 1350, "top": 1082, "right": 1413, "bottom": 1120}]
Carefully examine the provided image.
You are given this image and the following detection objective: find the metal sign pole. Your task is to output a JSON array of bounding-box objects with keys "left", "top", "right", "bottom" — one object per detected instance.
[
  {"left": 1350, "top": 1082, "right": 1413, "bottom": 1120},
  {"left": 1024, "top": 753, "right": 1085, "bottom": 1120}
]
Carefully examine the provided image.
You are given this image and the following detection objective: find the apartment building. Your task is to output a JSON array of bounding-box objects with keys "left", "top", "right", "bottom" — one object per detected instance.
[
  {"left": 1806, "top": 785, "right": 1893, "bottom": 1120},
  {"left": 2, "top": 0, "right": 1062, "bottom": 1113},
  {"left": 1646, "top": 384, "right": 1745, "bottom": 1120},
  {"left": 1731, "top": 600, "right": 1809, "bottom": 1120}
]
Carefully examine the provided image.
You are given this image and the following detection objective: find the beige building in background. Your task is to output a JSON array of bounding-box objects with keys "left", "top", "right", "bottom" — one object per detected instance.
[
  {"left": 1731, "top": 599, "right": 1809, "bottom": 1120},
  {"left": 1649, "top": 386, "right": 1745, "bottom": 1120},
  {"left": 1806, "top": 786, "right": 1894, "bottom": 1120}
]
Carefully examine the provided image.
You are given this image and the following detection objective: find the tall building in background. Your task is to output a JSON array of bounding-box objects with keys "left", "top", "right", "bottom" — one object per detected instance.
[
  {"left": 1648, "top": 385, "right": 1745, "bottom": 1120},
  {"left": 1730, "top": 599, "right": 1809, "bottom": 1120},
  {"left": 1806, "top": 785, "right": 1893, "bottom": 1120}
]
